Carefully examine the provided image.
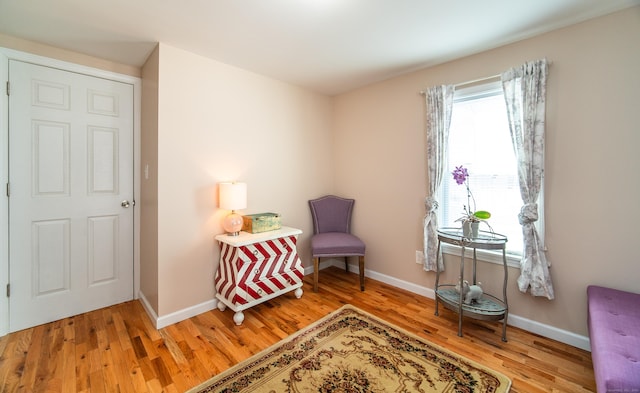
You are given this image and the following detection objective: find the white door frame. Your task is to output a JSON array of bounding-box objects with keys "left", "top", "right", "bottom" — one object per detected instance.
[{"left": 0, "top": 47, "right": 141, "bottom": 337}]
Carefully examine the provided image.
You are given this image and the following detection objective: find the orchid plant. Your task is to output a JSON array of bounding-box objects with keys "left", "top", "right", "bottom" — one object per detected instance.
[{"left": 451, "top": 165, "right": 491, "bottom": 225}]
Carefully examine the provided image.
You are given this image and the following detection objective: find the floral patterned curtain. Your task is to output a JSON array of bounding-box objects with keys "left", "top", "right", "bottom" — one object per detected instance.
[
  {"left": 501, "top": 59, "right": 555, "bottom": 299},
  {"left": 423, "top": 85, "right": 454, "bottom": 272}
]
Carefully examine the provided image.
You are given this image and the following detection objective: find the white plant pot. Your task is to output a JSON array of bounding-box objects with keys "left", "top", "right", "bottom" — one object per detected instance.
[{"left": 462, "top": 221, "right": 480, "bottom": 238}]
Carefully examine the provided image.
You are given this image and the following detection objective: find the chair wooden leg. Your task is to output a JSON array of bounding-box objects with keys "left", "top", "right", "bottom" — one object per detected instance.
[
  {"left": 344, "top": 257, "right": 349, "bottom": 272},
  {"left": 359, "top": 255, "right": 365, "bottom": 291},
  {"left": 313, "top": 257, "right": 320, "bottom": 292}
]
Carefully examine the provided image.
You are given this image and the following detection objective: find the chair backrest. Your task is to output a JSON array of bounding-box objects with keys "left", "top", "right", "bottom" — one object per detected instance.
[{"left": 309, "top": 195, "right": 355, "bottom": 234}]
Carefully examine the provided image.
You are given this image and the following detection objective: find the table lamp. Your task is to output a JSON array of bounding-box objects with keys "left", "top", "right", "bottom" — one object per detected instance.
[{"left": 219, "top": 182, "right": 247, "bottom": 236}]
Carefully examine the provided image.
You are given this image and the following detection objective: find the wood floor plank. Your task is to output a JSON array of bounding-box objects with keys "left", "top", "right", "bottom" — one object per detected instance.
[{"left": 0, "top": 266, "right": 596, "bottom": 392}]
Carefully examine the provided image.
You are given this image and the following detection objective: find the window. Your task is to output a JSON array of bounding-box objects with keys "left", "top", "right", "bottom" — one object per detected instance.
[{"left": 438, "top": 81, "right": 538, "bottom": 262}]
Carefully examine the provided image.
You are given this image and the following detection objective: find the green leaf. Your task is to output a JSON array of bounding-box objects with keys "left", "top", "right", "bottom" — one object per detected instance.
[{"left": 473, "top": 210, "right": 491, "bottom": 220}]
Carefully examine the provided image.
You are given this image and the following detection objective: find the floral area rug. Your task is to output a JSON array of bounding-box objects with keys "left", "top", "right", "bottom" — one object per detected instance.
[{"left": 188, "top": 304, "right": 511, "bottom": 392}]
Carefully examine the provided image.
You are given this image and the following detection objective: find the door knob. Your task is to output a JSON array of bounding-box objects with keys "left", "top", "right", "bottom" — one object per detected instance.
[{"left": 121, "top": 200, "right": 132, "bottom": 208}]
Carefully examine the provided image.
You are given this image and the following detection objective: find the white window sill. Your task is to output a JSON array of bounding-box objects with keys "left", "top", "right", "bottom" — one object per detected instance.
[{"left": 441, "top": 243, "right": 521, "bottom": 268}]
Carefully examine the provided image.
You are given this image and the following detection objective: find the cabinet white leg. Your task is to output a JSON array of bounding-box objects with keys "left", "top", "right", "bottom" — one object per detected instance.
[
  {"left": 233, "top": 311, "right": 245, "bottom": 326},
  {"left": 294, "top": 287, "right": 303, "bottom": 299},
  {"left": 217, "top": 300, "right": 226, "bottom": 312}
]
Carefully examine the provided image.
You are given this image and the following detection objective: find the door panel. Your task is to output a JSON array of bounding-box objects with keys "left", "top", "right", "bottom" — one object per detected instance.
[
  {"left": 8, "top": 60, "right": 134, "bottom": 332},
  {"left": 32, "top": 120, "right": 70, "bottom": 196},
  {"left": 32, "top": 219, "right": 70, "bottom": 296},
  {"left": 88, "top": 215, "right": 119, "bottom": 284}
]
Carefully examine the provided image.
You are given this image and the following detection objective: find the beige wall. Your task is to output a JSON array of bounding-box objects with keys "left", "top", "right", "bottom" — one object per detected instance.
[
  {"left": 0, "top": 33, "right": 140, "bottom": 77},
  {"left": 152, "top": 43, "right": 334, "bottom": 316},
  {"left": 140, "top": 45, "right": 160, "bottom": 313},
  {"left": 332, "top": 7, "right": 640, "bottom": 336}
]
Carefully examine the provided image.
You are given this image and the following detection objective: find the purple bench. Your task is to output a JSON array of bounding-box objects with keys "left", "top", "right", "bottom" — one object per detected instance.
[{"left": 587, "top": 285, "right": 640, "bottom": 393}]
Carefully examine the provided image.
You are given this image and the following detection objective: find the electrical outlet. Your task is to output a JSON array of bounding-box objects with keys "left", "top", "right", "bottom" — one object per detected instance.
[{"left": 415, "top": 250, "right": 425, "bottom": 264}]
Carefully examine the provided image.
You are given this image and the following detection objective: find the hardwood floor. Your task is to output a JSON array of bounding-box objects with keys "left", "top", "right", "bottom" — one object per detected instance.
[{"left": 0, "top": 266, "right": 596, "bottom": 392}]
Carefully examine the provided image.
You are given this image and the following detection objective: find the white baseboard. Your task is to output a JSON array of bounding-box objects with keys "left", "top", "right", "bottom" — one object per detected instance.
[
  {"left": 507, "top": 314, "right": 591, "bottom": 351},
  {"left": 140, "top": 261, "right": 591, "bottom": 351},
  {"left": 137, "top": 291, "right": 158, "bottom": 327},
  {"left": 302, "top": 258, "right": 336, "bottom": 276},
  {"left": 138, "top": 290, "right": 218, "bottom": 330},
  {"left": 328, "top": 260, "right": 591, "bottom": 351}
]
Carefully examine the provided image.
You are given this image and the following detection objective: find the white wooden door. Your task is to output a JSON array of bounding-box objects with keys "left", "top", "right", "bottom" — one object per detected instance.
[{"left": 8, "top": 60, "right": 134, "bottom": 332}]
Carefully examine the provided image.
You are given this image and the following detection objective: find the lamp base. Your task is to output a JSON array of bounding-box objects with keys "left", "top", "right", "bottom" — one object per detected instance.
[{"left": 223, "top": 211, "right": 243, "bottom": 236}]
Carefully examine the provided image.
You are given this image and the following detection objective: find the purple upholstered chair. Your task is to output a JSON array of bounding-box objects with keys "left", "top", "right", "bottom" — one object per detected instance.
[{"left": 309, "top": 195, "right": 366, "bottom": 292}]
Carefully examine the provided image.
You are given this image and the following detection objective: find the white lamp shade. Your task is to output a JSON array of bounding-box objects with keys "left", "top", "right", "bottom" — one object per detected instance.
[{"left": 219, "top": 182, "right": 247, "bottom": 211}]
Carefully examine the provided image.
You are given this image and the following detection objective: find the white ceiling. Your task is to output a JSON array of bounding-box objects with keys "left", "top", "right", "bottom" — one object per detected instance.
[{"left": 1, "top": 0, "right": 638, "bottom": 95}]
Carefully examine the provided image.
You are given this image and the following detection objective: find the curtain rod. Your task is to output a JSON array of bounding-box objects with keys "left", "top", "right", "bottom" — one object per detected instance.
[
  {"left": 454, "top": 74, "right": 501, "bottom": 88},
  {"left": 419, "top": 60, "right": 553, "bottom": 95},
  {"left": 419, "top": 74, "right": 499, "bottom": 95}
]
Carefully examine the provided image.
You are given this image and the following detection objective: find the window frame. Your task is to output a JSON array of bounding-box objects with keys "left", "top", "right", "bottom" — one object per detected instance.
[{"left": 437, "top": 80, "right": 545, "bottom": 268}]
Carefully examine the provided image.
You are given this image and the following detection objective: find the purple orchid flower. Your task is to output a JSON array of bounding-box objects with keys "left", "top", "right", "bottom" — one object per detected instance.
[
  {"left": 451, "top": 165, "right": 492, "bottom": 228},
  {"left": 452, "top": 166, "right": 469, "bottom": 185}
]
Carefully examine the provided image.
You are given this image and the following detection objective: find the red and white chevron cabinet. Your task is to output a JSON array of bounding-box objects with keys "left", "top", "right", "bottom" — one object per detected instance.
[{"left": 214, "top": 226, "right": 304, "bottom": 325}]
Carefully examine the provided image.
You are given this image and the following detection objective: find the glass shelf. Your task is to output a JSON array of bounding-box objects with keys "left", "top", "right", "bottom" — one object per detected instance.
[
  {"left": 434, "top": 227, "right": 509, "bottom": 341},
  {"left": 436, "top": 286, "right": 506, "bottom": 321},
  {"left": 436, "top": 227, "right": 507, "bottom": 250}
]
